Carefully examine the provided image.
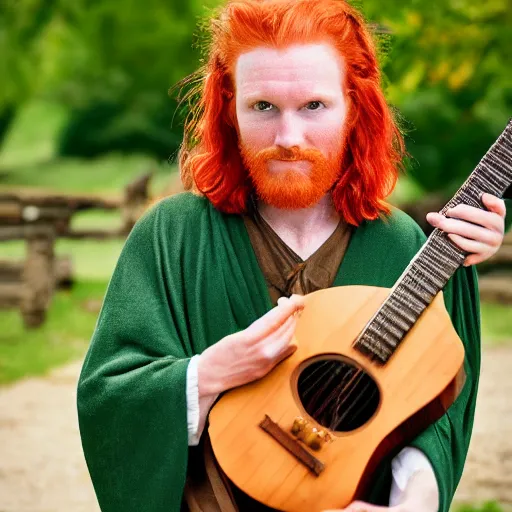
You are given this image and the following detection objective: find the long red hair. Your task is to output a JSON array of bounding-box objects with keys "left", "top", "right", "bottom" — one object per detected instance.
[{"left": 178, "top": 0, "right": 405, "bottom": 225}]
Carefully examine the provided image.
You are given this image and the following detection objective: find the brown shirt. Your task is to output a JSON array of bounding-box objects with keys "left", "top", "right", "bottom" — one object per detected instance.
[
  {"left": 243, "top": 206, "right": 352, "bottom": 305},
  {"left": 186, "top": 207, "right": 352, "bottom": 512}
]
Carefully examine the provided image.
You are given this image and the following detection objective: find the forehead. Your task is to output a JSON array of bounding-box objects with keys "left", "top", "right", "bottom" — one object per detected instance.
[{"left": 235, "top": 43, "right": 344, "bottom": 96}]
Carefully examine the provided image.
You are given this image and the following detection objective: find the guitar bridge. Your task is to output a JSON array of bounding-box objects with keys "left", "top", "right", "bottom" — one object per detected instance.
[{"left": 259, "top": 415, "right": 325, "bottom": 476}]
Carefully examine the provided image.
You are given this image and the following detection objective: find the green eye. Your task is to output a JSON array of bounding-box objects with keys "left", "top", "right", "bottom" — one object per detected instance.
[
  {"left": 254, "top": 101, "right": 273, "bottom": 111},
  {"left": 306, "top": 101, "right": 324, "bottom": 110}
]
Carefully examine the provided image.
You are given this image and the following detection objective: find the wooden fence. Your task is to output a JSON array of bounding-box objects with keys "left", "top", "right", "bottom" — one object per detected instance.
[
  {"left": 1, "top": 175, "right": 510, "bottom": 327},
  {"left": 0, "top": 173, "right": 151, "bottom": 327}
]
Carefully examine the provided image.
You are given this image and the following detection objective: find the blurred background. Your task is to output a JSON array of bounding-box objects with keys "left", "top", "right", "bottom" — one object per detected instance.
[{"left": 0, "top": 0, "right": 510, "bottom": 511}]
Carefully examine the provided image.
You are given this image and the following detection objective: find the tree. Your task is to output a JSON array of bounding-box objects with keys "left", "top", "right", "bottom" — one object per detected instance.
[
  {"left": 0, "top": 0, "right": 58, "bottom": 147},
  {"left": 39, "top": 0, "right": 221, "bottom": 159},
  {"left": 361, "top": 0, "right": 511, "bottom": 194}
]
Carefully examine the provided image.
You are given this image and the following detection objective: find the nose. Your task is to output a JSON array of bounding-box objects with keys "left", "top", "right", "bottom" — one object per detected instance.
[{"left": 274, "top": 111, "right": 305, "bottom": 149}]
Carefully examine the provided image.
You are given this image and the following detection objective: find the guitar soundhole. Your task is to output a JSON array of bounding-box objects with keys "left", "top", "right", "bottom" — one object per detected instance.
[{"left": 297, "top": 358, "right": 380, "bottom": 432}]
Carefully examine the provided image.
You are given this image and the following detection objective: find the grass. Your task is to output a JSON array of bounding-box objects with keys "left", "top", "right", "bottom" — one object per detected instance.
[
  {"left": 0, "top": 101, "right": 69, "bottom": 168},
  {"left": 0, "top": 152, "right": 175, "bottom": 195},
  {"left": 0, "top": 280, "right": 107, "bottom": 385},
  {"left": 480, "top": 302, "right": 512, "bottom": 347},
  {"left": 0, "top": 100, "right": 178, "bottom": 196},
  {"left": 453, "top": 501, "right": 509, "bottom": 512},
  {"left": 0, "top": 237, "right": 124, "bottom": 280}
]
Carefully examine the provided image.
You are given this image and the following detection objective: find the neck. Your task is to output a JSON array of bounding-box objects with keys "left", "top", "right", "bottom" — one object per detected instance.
[{"left": 257, "top": 194, "right": 341, "bottom": 259}]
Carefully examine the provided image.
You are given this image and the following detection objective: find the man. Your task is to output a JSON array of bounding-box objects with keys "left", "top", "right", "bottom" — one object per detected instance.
[{"left": 77, "top": 1, "right": 509, "bottom": 511}]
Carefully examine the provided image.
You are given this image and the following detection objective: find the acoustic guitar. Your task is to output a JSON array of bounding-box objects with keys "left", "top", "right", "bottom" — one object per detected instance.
[{"left": 208, "top": 120, "right": 512, "bottom": 511}]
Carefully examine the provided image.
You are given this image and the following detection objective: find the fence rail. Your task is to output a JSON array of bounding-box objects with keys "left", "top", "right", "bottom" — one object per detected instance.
[{"left": 0, "top": 172, "right": 152, "bottom": 327}]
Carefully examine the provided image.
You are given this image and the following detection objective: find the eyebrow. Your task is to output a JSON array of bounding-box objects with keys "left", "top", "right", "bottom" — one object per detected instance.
[{"left": 242, "top": 91, "right": 338, "bottom": 104}]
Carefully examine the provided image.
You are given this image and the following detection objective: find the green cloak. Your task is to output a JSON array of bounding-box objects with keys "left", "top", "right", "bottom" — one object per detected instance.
[{"left": 77, "top": 192, "right": 481, "bottom": 512}]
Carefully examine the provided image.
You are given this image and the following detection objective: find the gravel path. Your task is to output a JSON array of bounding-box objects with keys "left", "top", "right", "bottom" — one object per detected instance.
[{"left": 0, "top": 348, "right": 511, "bottom": 511}]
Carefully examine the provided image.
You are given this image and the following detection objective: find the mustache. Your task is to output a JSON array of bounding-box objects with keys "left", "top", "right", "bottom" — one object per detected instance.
[{"left": 246, "top": 146, "right": 323, "bottom": 162}]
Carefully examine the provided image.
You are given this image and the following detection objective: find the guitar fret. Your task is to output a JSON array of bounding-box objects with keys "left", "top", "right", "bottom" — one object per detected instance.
[{"left": 354, "top": 120, "right": 512, "bottom": 364}]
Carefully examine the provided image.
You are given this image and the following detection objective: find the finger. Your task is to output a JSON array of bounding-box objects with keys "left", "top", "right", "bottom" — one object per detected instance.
[
  {"left": 262, "top": 314, "right": 298, "bottom": 361},
  {"left": 279, "top": 294, "right": 305, "bottom": 317},
  {"left": 273, "top": 315, "right": 299, "bottom": 354},
  {"left": 273, "top": 339, "right": 298, "bottom": 366},
  {"left": 482, "top": 193, "right": 507, "bottom": 217},
  {"left": 246, "top": 296, "right": 304, "bottom": 341},
  {"left": 448, "top": 233, "right": 487, "bottom": 256},
  {"left": 446, "top": 204, "right": 504, "bottom": 233},
  {"left": 463, "top": 253, "right": 483, "bottom": 267},
  {"left": 256, "top": 318, "right": 298, "bottom": 368},
  {"left": 272, "top": 311, "right": 297, "bottom": 338},
  {"left": 427, "top": 214, "right": 501, "bottom": 247}
]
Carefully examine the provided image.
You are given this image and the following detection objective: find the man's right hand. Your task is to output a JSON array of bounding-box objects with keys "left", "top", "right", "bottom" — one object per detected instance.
[{"left": 197, "top": 294, "right": 305, "bottom": 397}]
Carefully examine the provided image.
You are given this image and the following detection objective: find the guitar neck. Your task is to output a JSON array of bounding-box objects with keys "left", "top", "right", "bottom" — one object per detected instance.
[{"left": 354, "top": 119, "right": 512, "bottom": 365}]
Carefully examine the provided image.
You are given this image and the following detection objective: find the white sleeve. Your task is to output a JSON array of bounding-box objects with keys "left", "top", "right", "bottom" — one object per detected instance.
[
  {"left": 389, "top": 446, "right": 437, "bottom": 505},
  {"left": 186, "top": 354, "right": 219, "bottom": 446}
]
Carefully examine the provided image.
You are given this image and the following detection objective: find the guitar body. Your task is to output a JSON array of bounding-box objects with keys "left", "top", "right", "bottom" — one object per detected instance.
[{"left": 208, "top": 285, "right": 465, "bottom": 511}]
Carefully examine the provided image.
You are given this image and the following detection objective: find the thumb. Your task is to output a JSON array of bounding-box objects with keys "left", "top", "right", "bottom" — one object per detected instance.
[
  {"left": 482, "top": 193, "right": 506, "bottom": 217},
  {"left": 244, "top": 295, "right": 305, "bottom": 340}
]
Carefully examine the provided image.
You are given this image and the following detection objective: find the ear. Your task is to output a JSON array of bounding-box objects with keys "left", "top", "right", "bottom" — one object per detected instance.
[{"left": 223, "top": 91, "right": 237, "bottom": 129}]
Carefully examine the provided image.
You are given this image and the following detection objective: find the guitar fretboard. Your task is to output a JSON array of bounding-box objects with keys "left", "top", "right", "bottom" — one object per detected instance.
[{"left": 354, "top": 120, "right": 512, "bottom": 365}]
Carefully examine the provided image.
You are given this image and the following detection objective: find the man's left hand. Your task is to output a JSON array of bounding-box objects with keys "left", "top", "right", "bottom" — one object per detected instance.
[
  {"left": 426, "top": 193, "right": 506, "bottom": 267},
  {"left": 322, "top": 469, "right": 438, "bottom": 512},
  {"left": 323, "top": 501, "right": 402, "bottom": 511}
]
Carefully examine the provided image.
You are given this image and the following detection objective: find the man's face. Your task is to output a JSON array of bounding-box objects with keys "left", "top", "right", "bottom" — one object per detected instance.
[{"left": 235, "top": 43, "right": 348, "bottom": 209}]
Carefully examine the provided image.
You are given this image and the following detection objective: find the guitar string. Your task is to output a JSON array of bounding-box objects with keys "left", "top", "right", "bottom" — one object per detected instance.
[{"left": 300, "top": 362, "right": 374, "bottom": 431}]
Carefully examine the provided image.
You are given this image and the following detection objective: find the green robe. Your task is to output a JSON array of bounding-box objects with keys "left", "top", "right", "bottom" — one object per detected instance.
[{"left": 77, "top": 192, "right": 480, "bottom": 512}]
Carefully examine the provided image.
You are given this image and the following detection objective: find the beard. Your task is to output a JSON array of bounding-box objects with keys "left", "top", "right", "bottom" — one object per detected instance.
[{"left": 239, "top": 145, "right": 343, "bottom": 209}]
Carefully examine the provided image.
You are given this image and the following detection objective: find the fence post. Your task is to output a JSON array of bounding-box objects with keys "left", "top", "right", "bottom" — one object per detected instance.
[
  {"left": 122, "top": 172, "right": 152, "bottom": 233},
  {"left": 21, "top": 227, "right": 56, "bottom": 328}
]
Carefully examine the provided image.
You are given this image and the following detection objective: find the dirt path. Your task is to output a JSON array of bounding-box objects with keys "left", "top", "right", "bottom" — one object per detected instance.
[
  {"left": 1, "top": 348, "right": 511, "bottom": 511},
  {"left": 455, "top": 346, "right": 512, "bottom": 504}
]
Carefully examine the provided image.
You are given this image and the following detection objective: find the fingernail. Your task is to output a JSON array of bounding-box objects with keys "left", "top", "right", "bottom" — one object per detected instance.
[{"left": 426, "top": 212, "right": 438, "bottom": 224}]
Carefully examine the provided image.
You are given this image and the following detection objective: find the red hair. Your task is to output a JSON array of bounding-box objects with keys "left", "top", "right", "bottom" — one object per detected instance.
[{"left": 178, "top": 0, "right": 405, "bottom": 225}]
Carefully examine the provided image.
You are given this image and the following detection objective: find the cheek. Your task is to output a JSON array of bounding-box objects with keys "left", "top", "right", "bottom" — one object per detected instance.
[
  {"left": 237, "top": 113, "right": 275, "bottom": 149},
  {"left": 308, "top": 117, "right": 346, "bottom": 156}
]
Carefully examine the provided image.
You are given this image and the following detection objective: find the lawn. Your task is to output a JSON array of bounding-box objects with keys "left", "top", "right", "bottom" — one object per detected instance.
[
  {"left": 455, "top": 502, "right": 511, "bottom": 512},
  {"left": 0, "top": 280, "right": 107, "bottom": 385},
  {"left": 0, "top": 100, "right": 178, "bottom": 195}
]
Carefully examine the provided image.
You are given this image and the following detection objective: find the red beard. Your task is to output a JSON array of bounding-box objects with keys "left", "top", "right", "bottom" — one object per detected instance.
[{"left": 239, "top": 145, "right": 342, "bottom": 209}]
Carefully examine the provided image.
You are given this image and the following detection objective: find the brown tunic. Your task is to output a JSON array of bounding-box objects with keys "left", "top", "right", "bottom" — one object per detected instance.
[
  {"left": 185, "top": 207, "right": 352, "bottom": 512},
  {"left": 243, "top": 207, "right": 352, "bottom": 305}
]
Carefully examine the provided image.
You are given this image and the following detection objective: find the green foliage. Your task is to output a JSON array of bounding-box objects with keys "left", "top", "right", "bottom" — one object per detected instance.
[
  {"left": 360, "top": 0, "right": 511, "bottom": 192},
  {"left": 3, "top": 0, "right": 511, "bottom": 174},
  {"left": 57, "top": 97, "right": 181, "bottom": 159},
  {"left": 0, "top": 100, "right": 68, "bottom": 167},
  {"left": 0, "top": 100, "right": 176, "bottom": 194},
  {"left": 0, "top": 0, "right": 56, "bottom": 105},
  {"left": 0, "top": 0, "right": 60, "bottom": 145},
  {"left": 1, "top": 0, "right": 223, "bottom": 158},
  {"left": 43, "top": 0, "right": 221, "bottom": 158}
]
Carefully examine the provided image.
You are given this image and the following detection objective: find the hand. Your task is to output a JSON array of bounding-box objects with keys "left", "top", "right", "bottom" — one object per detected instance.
[
  {"left": 323, "top": 501, "right": 402, "bottom": 512},
  {"left": 322, "top": 469, "right": 438, "bottom": 512},
  {"left": 426, "top": 193, "right": 506, "bottom": 266},
  {"left": 197, "top": 294, "right": 305, "bottom": 396}
]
